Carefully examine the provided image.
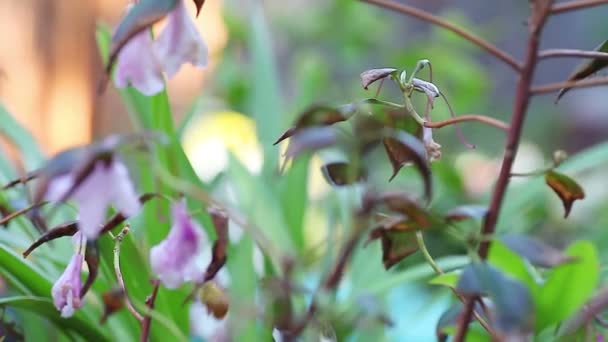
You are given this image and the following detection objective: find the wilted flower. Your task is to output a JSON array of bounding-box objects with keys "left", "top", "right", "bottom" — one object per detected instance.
[
  {"left": 113, "top": 0, "right": 208, "bottom": 95},
  {"left": 52, "top": 252, "right": 84, "bottom": 318},
  {"left": 422, "top": 126, "right": 441, "bottom": 161},
  {"left": 45, "top": 158, "right": 141, "bottom": 240},
  {"left": 150, "top": 202, "right": 209, "bottom": 288}
]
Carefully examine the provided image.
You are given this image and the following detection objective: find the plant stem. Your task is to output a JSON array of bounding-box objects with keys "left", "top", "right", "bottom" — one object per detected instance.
[
  {"left": 361, "top": 0, "right": 521, "bottom": 71},
  {"left": 424, "top": 114, "right": 509, "bottom": 132},
  {"left": 551, "top": 0, "right": 608, "bottom": 13},
  {"left": 140, "top": 279, "right": 161, "bottom": 342},
  {"left": 453, "top": 1, "right": 553, "bottom": 340},
  {"left": 538, "top": 49, "right": 608, "bottom": 60},
  {"left": 112, "top": 226, "right": 144, "bottom": 322},
  {"left": 415, "top": 231, "right": 496, "bottom": 336},
  {"left": 0, "top": 202, "right": 46, "bottom": 226},
  {"left": 531, "top": 75, "right": 608, "bottom": 95}
]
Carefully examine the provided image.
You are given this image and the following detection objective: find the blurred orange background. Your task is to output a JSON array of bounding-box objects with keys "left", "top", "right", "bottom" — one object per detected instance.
[{"left": 0, "top": 0, "right": 227, "bottom": 156}]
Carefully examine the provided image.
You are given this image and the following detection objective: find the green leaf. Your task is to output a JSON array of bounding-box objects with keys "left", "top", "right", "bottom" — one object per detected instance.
[
  {"left": 0, "top": 103, "right": 45, "bottom": 170},
  {"left": 556, "top": 40, "right": 608, "bottom": 102},
  {"left": 249, "top": 3, "right": 283, "bottom": 174},
  {"left": 500, "top": 234, "right": 576, "bottom": 268},
  {"left": 277, "top": 155, "right": 309, "bottom": 251},
  {"left": 545, "top": 170, "right": 585, "bottom": 218},
  {"left": 428, "top": 271, "right": 460, "bottom": 288},
  {"left": 457, "top": 262, "right": 534, "bottom": 335},
  {"left": 488, "top": 241, "right": 537, "bottom": 290},
  {"left": 0, "top": 296, "right": 109, "bottom": 341},
  {"left": 535, "top": 240, "right": 599, "bottom": 330}
]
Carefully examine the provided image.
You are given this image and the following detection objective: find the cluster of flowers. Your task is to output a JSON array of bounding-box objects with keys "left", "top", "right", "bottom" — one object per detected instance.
[{"left": 38, "top": 0, "right": 215, "bottom": 326}]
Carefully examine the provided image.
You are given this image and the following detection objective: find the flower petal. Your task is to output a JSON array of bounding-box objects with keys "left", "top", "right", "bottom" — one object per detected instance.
[
  {"left": 155, "top": 1, "right": 208, "bottom": 77},
  {"left": 108, "top": 161, "right": 141, "bottom": 217},
  {"left": 150, "top": 202, "right": 204, "bottom": 288},
  {"left": 45, "top": 174, "right": 75, "bottom": 202},
  {"left": 52, "top": 253, "right": 84, "bottom": 317},
  {"left": 114, "top": 31, "right": 165, "bottom": 96},
  {"left": 72, "top": 164, "right": 112, "bottom": 239}
]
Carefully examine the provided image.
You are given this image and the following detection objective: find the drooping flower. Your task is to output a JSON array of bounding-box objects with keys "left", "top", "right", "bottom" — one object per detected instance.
[
  {"left": 150, "top": 202, "right": 210, "bottom": 288},
  {"left": 112, "top": 0, "right": 208, "bottom": 95},
  {"left": 155, "top": 0, "right": 208, "bottom": 77},
  {"left": 45, "top": 158, "right": 141, "bottom": 240},
  {"left": 52, "top": 252, "right": 84, "bottom": 317},
  {"left": 114, "top": 31, "right": 165, "bottom": 96}
]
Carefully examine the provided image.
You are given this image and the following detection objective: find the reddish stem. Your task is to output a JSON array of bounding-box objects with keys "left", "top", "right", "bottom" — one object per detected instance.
[
  {"left": 140, "top": 279, "right": 160, "bottom": 342},
  {"left": 453, "top": 1, "right": 553, "bottom": 340},
  {"left": 551, "top": 0, "right": 608, "bottom": 13}
]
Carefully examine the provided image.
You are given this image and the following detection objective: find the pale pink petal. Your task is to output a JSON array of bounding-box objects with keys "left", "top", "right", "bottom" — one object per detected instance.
[
  {"left": 150, "top": 202, "right": 204, "bottom": 288},
  {"left": 190, "top": 301, "right": 228, "bottom": 341},
  {"left": 45, "top": 174, "right": 75, "bottom": 202},
  {"left": 108, "top": 161, "right": 141, "bottom": 217},
  {"left": 114, "top": 31, "right": 165, "bottom": 96},
  {"left": 52, "top": 253, "right": 83, "bottom": 318},
  {"left": 73, "top": 164, "right": 112, "bottom": 239},
  {"left": 155, "top": 1, "right": 208, "bottom": 77}
]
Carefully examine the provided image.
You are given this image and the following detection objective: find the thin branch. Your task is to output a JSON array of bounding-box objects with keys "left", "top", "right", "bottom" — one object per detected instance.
[
  {"left": 361, "top": 0, "right": 521, "bottom": 71},
  {"left": 551, "top": 0, "right": 608, "bottom": 14},
  {"left": 454, "top": 1, "right": 553, "bottom": 340},
  {"left": 531, "top": 75, "right": 608, "bottom": 95},
  {"left": 0, "top": 202, "right": 46, "bottom": 226},
  {"left": 424, "top": 115, "right": 509, "bottom": 132},
  {"left": 112, "top": 226, "right": 144, "bottom": 322},
  {"left": 140, "top": 279, "right": 160, "bottom": 342},
  {"left": 539, "top": 49, "right": 608, "bottom": 60}
]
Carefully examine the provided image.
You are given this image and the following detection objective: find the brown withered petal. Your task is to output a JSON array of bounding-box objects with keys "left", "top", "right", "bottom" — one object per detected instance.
[
  {"left": 360, "top": 68, "right": 398, "bottom": 90},
  {"left": 381, "top": 131, "right": 432, "bottom": 201},
  {"left": 81, "top": 241, "right": 100, "bottom": 299},
  {"left": 284, "top": 127, "right": 338, "bottom": 159},
  {"left": 203, "top": 207, "right": 229, "bottom": 283},
  {"left": 273, "top": 105, "right": 353, "bottom": 145},
  {"left": 545, "top": 170, "right": 585, "bottom": 218},
  {"left": 445, "top": 205, "right": 488, "bottom": 222},
  {"left": 192, "top": 0, "right": 205, "bottom": 16},
  {"left": 100, "top": 288, "right": 126, "bottom": 324},
  {"left": 380, "top": 230, "right": 418, "bottom": 269},
  {"left": 376, "top": 192, "right": 434, "bottom": 229},
  {"left": 200, "top": 281, "right": 229, "bottom": 319},
  {"left": 556, "top": 40, "right": 608, "bottom": 102},
  {"left": 320, "top": 162, "right": 367, "bottom": 186}
]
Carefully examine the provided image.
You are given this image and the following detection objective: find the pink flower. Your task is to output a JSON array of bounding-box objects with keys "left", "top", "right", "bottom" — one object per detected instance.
[
  {"left": 45, "top": 159, "right": 140, "bottom": 240},
  {"left": 113, "top": 0, "right": 208, "bottom": 95},
  {"left": 51, "top": 253, "right": 84, "bottom": 317},
  {"left": 150, "top": 202, "right": 210, "bottom": 288},
  {"left": 114, "top": 31, "right": 165, "bottom": 96},
  {"left": 155, "top": 1, "right": 208, "bottom": 77}
]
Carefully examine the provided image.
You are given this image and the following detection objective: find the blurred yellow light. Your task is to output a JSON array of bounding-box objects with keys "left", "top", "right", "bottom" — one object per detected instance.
[{"left": 182, "top": 111, "right": 263, "bottom": 182}]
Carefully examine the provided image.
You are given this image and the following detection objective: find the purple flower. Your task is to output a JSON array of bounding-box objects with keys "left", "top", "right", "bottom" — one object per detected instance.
[
  {"left": 150, "top": 202, "right": 209, "bottom": 288},
  {"left": 52, "top": 253, "right": 84, "bottom": 317},
  {"left": 114, "top": 31, "right": 165, "bottom": 96},
  {"left": 45, "top": 159, "right": 141, "bottom": 240},
  {"left": 113, "top": 0, "right": 208, "bottom": 95}
]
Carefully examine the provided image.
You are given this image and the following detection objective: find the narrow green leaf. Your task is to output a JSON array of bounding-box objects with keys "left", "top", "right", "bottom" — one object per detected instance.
[{"left": 0, "top": 103, "right": 45, "bottom": 170}]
